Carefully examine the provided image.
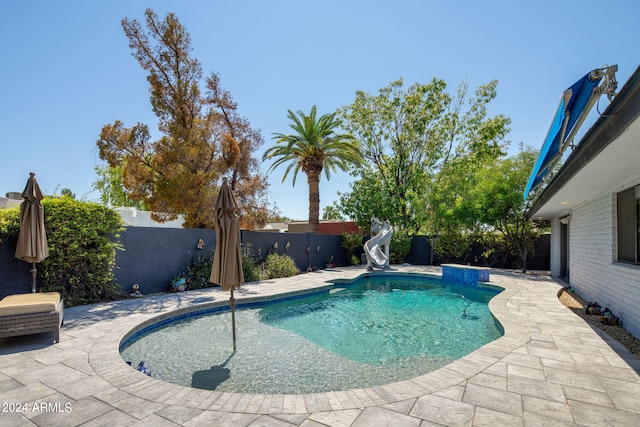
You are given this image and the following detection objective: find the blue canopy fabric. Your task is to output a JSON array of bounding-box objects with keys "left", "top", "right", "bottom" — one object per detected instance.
[{"left": 524, "top": 71, "right": 603, "bottom": 200}]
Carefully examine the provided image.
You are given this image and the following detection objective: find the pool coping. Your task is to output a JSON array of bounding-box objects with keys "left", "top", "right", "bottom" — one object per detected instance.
[{"left": 91, "top": 268, "right": 530, "bottom": 413}]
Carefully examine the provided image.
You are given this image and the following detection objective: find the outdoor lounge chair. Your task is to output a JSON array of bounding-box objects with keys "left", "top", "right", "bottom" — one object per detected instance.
[{"left": 0, "top": 292, "right": 64, "bottom": 343}]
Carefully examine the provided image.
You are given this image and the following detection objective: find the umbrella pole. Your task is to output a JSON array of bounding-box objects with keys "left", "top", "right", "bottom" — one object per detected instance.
[
  {"left": 230, "top": 288, "right": 237, "bottom": 352},
  {"left": 30, "top": 262, "right": 37, "bottom": 293}
]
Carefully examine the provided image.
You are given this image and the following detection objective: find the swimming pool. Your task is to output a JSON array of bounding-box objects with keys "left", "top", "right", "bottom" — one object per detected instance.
[{"left": 119, "top": 273, "right": 503, "bottom": 394}]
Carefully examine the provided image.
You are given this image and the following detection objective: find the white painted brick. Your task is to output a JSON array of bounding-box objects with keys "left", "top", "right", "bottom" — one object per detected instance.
[{"left": 549, "top": 192, "right": 640, "bottom": 338}]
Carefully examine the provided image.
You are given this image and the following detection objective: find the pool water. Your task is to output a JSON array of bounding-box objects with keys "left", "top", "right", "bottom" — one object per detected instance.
[{"left": 120, "top": 274, "right": 503, "bottom": 394}]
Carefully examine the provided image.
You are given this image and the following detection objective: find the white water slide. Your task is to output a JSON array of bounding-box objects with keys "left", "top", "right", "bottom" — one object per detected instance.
[{"left": 364, "top": 220, "right": 393, "bottom": 269}]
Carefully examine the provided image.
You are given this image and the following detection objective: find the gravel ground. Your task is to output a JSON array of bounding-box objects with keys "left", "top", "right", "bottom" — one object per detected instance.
[{"left": 558, "top": 287, "right": 640, "bottom": 359}]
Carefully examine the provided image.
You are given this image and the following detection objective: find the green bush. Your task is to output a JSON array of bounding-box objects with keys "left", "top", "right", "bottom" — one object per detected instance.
[
  {"left": 0, "top": 197, "right": 124, "bottom": 306},
  {"left": 260, "top": 253, "right": 299, "bottom": 279},
  {"left": 341, "top": 231, "right": 362, "bottom": 262},
  {"left": 0, "top": 207, "right": 20, "bottom": 241},
  {"left": 433, "top": 230, "right": 472, "bottom": 262},
  {"left": 169, "top": 244, "right": 263, "bottom": 291},
  {"left": 180, "top": 248, "right": 215, "bottom": 290},
  {"left": 389, "top": 228, "right": 411, "bottom": 264},
  {"left": 241, "top": 244, "right": 262, "bottom": 283},
  {"left": 478, "top": 232, "right": 509, "bottom": 267}
]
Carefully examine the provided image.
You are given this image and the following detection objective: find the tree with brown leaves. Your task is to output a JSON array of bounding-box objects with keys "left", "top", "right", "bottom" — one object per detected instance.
[{"left": 97, "top": 9, "right": 268, "bottom": 229}]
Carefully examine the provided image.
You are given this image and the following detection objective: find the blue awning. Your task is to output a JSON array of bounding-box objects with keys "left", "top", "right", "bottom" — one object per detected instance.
[{"left": 523, "top": 71, "right": 603, "bottom": 200}]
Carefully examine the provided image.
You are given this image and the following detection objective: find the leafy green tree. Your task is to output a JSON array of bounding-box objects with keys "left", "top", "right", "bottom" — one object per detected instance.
[
  {"left": 93, "top": 164, "right": 147, "bottom": 209},
  {"left": 431, "top": 227, "right": 475, "bottom": 263},
  {"left": 337, "top": 165, "right": 404, "bottom": 230},
  {"left": 339, "top": 79, "right": 510, "bottom": 235},
  {"left": 263, "top": 106, "right": 361, "bottom": 233},
  {"left": 60, "top": 188, "right": 75, "bottom": 199},
  {"left": 322, "top": 205, "right": 344, "bottom": 221},
  {"left": 97, "top": 9, "right": 268, "bottom": 229},
  {"left": 460, "top": 147, "right": 547, "bottom": 272}
]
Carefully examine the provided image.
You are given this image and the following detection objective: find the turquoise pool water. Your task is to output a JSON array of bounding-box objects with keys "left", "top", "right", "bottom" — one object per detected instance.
[{"left": 120, "top": 274, "right": 503, "bottom": 394}]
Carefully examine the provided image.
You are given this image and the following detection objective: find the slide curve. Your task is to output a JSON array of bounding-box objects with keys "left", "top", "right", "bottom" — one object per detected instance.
[{"left": 364, "top": 222, "right": 393, "bottom": 268}]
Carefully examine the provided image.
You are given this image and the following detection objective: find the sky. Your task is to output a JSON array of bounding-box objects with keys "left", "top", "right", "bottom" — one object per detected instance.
[{"left": 1, "top": 0, "right": 638, "bottom": 221}]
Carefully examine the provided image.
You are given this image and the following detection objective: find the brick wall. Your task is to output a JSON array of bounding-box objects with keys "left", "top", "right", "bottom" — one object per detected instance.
[{"left": 565, "top": 192, "right": 640, "bottom": 338}]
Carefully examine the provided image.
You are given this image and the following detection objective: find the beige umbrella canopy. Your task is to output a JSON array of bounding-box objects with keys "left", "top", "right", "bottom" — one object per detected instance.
[
  {"left": 210, "top": 177, "right": 244, "bottom": 351},
  {"left": 15, "top": 172, "right": 49, "bottom": 293}
]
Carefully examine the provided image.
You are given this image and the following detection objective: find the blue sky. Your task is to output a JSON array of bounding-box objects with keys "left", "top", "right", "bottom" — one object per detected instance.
[{"left": 1, "top": 0, "right": 638, "bottom": 221}]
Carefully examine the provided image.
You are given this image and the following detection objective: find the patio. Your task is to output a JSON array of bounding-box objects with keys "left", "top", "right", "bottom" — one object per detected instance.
[{"left": 1, "top": 266, "right": 639, "bottom": 426}]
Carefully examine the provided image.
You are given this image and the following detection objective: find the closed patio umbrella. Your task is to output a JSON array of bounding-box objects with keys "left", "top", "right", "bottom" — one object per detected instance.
[
  {"left": 210, "top": 177, "right": 244, "bottom": 351},
  {"left": 15, "top": 172, "right": 49, "bottom": 293}
]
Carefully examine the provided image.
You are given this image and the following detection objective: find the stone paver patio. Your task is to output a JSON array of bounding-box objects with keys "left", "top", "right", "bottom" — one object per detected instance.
[{"left": 1, "top": 266, "right": 639, "bottom": 426}]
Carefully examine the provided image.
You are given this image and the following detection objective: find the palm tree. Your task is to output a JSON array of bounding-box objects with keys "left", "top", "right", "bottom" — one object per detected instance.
[{"left": 263, "top": 106, "right": 361, "bottom": 233}]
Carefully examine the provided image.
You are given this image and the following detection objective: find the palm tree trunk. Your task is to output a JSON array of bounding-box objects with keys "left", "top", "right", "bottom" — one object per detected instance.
[{"left": 307, "top": 172, "right": 320, "bottom": 233}]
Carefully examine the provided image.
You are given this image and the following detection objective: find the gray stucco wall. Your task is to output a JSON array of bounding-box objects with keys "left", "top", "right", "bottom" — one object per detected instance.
[
  {"left": 1, "top": 227, "right": 549, "bottom": 299},
  {"left": 114, "top": 227, "right": 218, "bottom": 295},
  {"left": 112, "top": 229, "right": 346, "bottom": 295},
  {"left": 0, "top": 240, "right": 33, "bottom": 296}
]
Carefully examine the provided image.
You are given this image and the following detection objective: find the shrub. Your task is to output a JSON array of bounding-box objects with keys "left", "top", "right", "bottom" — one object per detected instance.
[
  {"left": 169, "top": 244, "right": 262, "bottom": 291},
  {"left": 0, "top": 197, "right": 124, "bottom": 306},
  {"left": 341, "top": 231, "right": 362, "bottom": 262},
  {"left": 180, "top": 248, "right": 215, "bottom": 290},
  {"left": 0, "top": 207, "right": 20, "bottom": 241},
  {"left": 41, "top": 197, "right": 124, "bottom": 305},
  {"left": 479, "top": 232, "right": 509, "bottom": 267},
  {"left": 389, "top": 228, "right": 411, "bottom": 264},
  {"left": 260, "top": 253, "right": 299, "bottom": 279},
  {"left": 433, "top": 230, "right": 472, "bottom": 263},
  {"left": 241, "top": 244, "right": 262, "bottom": 282}
]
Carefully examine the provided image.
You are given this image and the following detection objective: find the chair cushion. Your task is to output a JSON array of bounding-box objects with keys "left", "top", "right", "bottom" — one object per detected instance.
[{"left": 0, "top": 292, "right": 61, "bottom": 316}]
